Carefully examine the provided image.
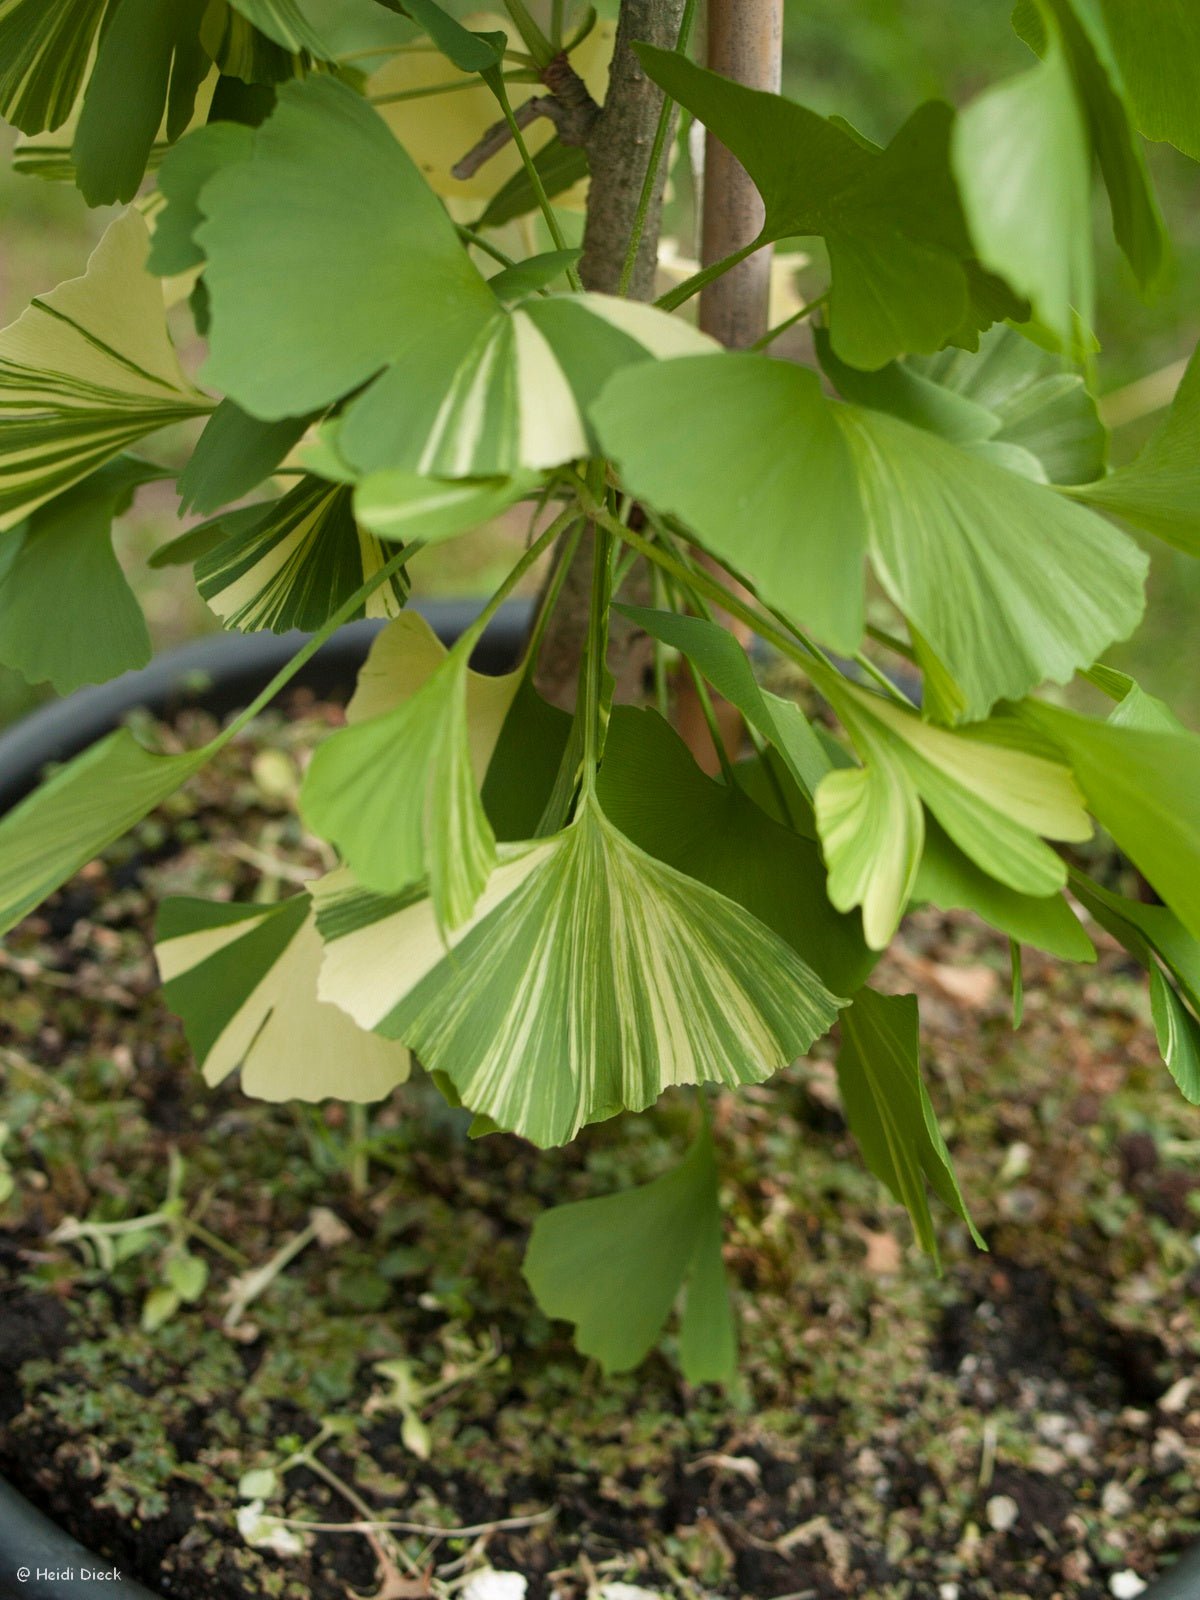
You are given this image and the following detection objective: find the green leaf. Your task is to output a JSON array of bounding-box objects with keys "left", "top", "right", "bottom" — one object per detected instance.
[
  {"left": 150, "top": 505, "right": 260, "bottom": 570},
  {"left": 1021, "top": 702, "right": 1200, "bottom": 942},
  {"left": 593, "top": 356, "right": 865, "bottom": 653},
  {"left": 200, "top": 5, "right": 304, "bottom": 86},
  {"left": 197, "top": 75, "right": 497, "bottom": 419},
  {"left": 353, "top": 470, "right": 536, "bottom": 546},
  {"left": 146, "top": 122, "right": 256, "bottom": 278},
  {"left": 487, "top": 249, "right": 583, "bottom": 303},
  {"left": 156, "top": 891, "right": 412, "bottom": 1101},
  {"left": 314, "top": 799, "right": 842, "bottom": 1147},
  {"left": 0, "top": 209, "right": 213, "bottom": 533},
  {"left": 399, "top": 0, "right": 503, "bottom": 72},
  {"left": 339, "top": 289, "right": 715, "bottom": 480},
  {"left": 837, "top": 402, "right": 1146, "bottom": 718},
  {"left": 814, "top": 676, "right": 1092, "bottom": 948},
  {"left": 614, "top": 606, "right": 831, "bottom": 802},
  {"left": 914, "top": 819, "right": 1095, "bottom": 962},
  {"left": 1095, "top": 0, "right": 1200, "bottom": 160},
  {"left": 166, "top": 1252, "right": 209, "bottom": 1302},
  {"left": 0, "top": 457, "right": 165, "bottom": 692},
  {"left": 1071, "top": 343, "right": 1200, "bottom": 554},
  {"left": 0, "top": 731, "right": 211, "bottom": 938},
  {"left": 1069, "top": 876, "right": 1200, "bottom": 1102},
  {"left": 838, "top": 988, "right": 983, "bottom": 1259},
  {"left": 178, "top": 400, "right": 315, "bottom": 517},
  {"left": 476, "top": 137, "right": 589, "bottom": 230},
  {"left": 523, "top": 1125, "right": 736, "bottom": 1382},
  {"left": 913, "top": 323, "right": 1107, "bottom": 485},
  {"left": 953, "top": 7, "right": 1093, "bottom": 347},
  {"left": 1026, "top": 0, "right": 1168, "bottom": 294},
  {"left": 73, "top": 0, "right": 209, "bottom": 206},
  {"left": 638, "top": 46, "right": 1005, "bottom": 369},
  {"left": 195, "top": 479, "right": 408, "bottom": 633},
  {"left": 598, "top": 706, "right": 875, "bottom": 997},
  {"left": 0, "top": 0, "right": 111, "bottom": 136},
  {"left": 302, "top": 617, "right": 498, "bottom": 928},
  {"left": 141, "top": 1285, "right": 180, "bottom": 1332}
]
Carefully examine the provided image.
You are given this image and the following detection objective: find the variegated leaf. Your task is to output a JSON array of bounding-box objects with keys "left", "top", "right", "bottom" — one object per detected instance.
[
  {"left": 302, "top": 630, "right": 496, "bottom": 929},
  {"left": 0, "top": 209, "right": 213, "bottom": 532},
  {"left": 156, "top": 891, "right": 412, "bottom": 1102},
  {"left": 314, "top": 801, "right": 843, "bottom": 1148},
  {"left": 0, "top": 0, "right": 110, "bottom": 135},
  {"left": 341, "top": 290, "right": 718, "bottom": 480},
  {"left": 814, "top": 677, "right": 1092, "bottom": 948},
  {"left": 195, "top": 478, "right": 407, "bottom": 633}
]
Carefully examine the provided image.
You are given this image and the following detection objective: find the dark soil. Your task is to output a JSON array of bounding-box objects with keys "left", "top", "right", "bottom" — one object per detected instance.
[{"left": 1, "top": 700, "right": 1199, "bottom": 1600}]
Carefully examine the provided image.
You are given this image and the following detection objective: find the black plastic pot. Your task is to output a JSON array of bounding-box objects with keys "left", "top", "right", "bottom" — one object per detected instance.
[
  {"left": 0, "top": 600, "right": 528, "bottom": 1600},
  {"left": 1, "top": 598, "right": 1197, "bottom": 1600}
]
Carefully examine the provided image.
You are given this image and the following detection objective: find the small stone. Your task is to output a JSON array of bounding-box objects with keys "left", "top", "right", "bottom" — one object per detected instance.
[
  {"left": 939, "top": 1585, "right": 960, "bottom": 1600},
  {"left": 462, "top": 1574, "right": 528, "bottom": 1600},
  {"left": 1102, "top": 1482, "right": 1134, "bottom": 1518},
  {"left": 1109, "top": 1572, "right": 1147, "bottom": 1599},
  {"left": 986, "top": 1494, "right": 1020, "bottom": 1534},
  {"left": 1160, "top": 1376, "right": 1194, "bottom": 1414}
]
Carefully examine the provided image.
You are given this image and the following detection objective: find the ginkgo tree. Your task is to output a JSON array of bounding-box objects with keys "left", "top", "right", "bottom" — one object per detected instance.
[{"left": 1, "top": 0, "right": 1199, "bottom": 1384}]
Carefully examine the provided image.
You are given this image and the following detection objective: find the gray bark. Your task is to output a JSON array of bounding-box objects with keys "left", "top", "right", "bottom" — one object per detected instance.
[{"left": 535, "top": 0, "right": 686, "bottom": 710}]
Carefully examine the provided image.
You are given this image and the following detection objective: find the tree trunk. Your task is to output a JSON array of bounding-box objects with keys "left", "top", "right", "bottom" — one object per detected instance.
[
  {"left": 673, "top": 0, "right": 784, "bottom": 770},
  {"left": 535, "top": 0, "right": 687, "bottom": 711}
]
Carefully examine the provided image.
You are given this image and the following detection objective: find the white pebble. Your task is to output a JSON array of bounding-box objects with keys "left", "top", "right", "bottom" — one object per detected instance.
[
  {"left": 1110, "top": 1572, "right": 1147, "bottom": 1599},
  {"left": 986, "top": 1494, "right": 1020, "bottom": 1533},
  {"left": 462, "top": 1573, "right": 528, "bottom": 1600}
]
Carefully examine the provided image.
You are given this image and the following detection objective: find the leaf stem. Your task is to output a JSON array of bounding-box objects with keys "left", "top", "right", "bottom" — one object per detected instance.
[
  {"left": 456, "top": 224, "right": 518, "bottom": 269},
  {"left": 369, "top": 74, "right": 527, "bottom": 106},
  {"left": 579, "top": 520, "right": 613, "bottom": 798},
  {"left": 501, "top": 0, "right": 555, "bottom": 65},
  {"left": 749, "top": 289, "right": 830, "bottom": 351},
  {"left": 617, "top": 0, "right": 701, "bottom": 297},
  {"left": 490, "top": 78, "right": 582, "bottom": 286},
  {"left": 656, "top": 241, "right": 760, "bottom": 313}
]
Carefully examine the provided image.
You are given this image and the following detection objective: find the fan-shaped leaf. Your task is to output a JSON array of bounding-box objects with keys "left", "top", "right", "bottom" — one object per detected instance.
[
  {"left": 195, "top": 478, "right": 408, "bottom": 633},
  {"left": 314, "top": 800, "right": 842, "bottom": 1147},
  {"left": 523, "top": 1125, "right": 735, "bottom": 1382},
  {"left": 1095, "top": 0, "right": 1200, "bottom": 160},
  {"left": 0, "top": 0, "right": 110, "bottom": 136},
  {"left": 0, "top": 209, "right": 212, "bottom": 532},
  {"left": 157, "top": 891, "right": 412, "bottom": 1102}
]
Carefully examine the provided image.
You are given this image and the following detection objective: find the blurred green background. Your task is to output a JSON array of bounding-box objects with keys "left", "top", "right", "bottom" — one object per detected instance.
[{"left": 0, "top": 0, "right": 1195, "bottom": 730}]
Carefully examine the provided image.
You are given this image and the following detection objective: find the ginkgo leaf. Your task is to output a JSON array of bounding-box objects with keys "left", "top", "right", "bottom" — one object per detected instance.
[
  {"left": 837, "top": 988, "right": 983, "bottom": 1260},
  {"left": 953, "top": 7, "right": 1093, "bottom": 347},
  {"left": 1095, "top": 0, "right": 1200, "bottom": 161},
  {"left": 613, "top": 607, "right": 833, "bottom": 803},
  {"left": 197, "top": 74, "right": 498, "bottom": 420},
  {"left": 0, "top": 0, "right": 110, "bottom": 135},
  {"left": 814, "top": 676, "right": 1092, "bottom": 948},
  {"left": 314, "top": 800, "right": 842, "bottom": 1148},
  {"left": 72, "top": 0, "right": 210, "bottom": 206},
  {"left": 1018, "top": 0, "right": 1167, "bottom": 295},
  {"left": 0, "top": 209, "right": 213, "bottom": 533},
  {"left": 592, "top": 352, "right": 1145, "bottom": 709},
  {"left": 913, "top": 323, "right": 1107, "bottom": 486},
  {"left": 598, "top": 706, "right": 874, "bottom": 997},
  {"left": 836, "top": 402, "right": 1147, "bottom": 718},
  {"left": 194, "top": 478, "right": 408, "bottom": 633},
  {"left": 177, "top": 399, "right": 316, "bottom": 517},
  {"left": 200, "top": 1, "right": 306, "bottom": 84},
  {"left": 1069, "top": 876, "right": 1200, "bottom": 1103},
  {"left": 156, "top": 891, "right": 412, "bottom": 1102},
  {"left": 353, "top": 470, "right": 536, "bottom": 547},
  {"left": 637, "top": 46, "right": 1015, "bottom": 369},
  {"left": 345, "top": 611, "right": 522, "bottom": 780},
  {"left": 593, "top": 356, "right": 866, "bottom": 653},
  {"left": 1071, "top": 343, "right": 1200, "bottom": 554},
  {"left": 1086, "top": 663, "right": 1186, "bottom": 735},
  {"left": 523, "top": 1124, "right": 736, "bottom": 1382},
  {"left": 0, "top": 731, "right": 211, "bottom": 938},
  {"left": 0, "top": 457, "right": 166, "bottom": 692},
  {"left": 1020, "top": 702, "right": 1200, "bottom": 942},
  {"left": 146, "top": 122, "right": 256, "bottom": 279},
  {"left": 339, "top": 289, "right": 716, "bottom": 480},
  {"left": 302, "top": 633, "right": 496, "bottom": 929},
  {"left": 914, "top": 820, "right": 1095, "bottom": 962}
]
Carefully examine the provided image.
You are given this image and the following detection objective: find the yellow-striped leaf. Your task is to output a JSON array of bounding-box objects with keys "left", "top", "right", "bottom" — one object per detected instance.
[
  {"left": 314, "top": 800, "right": 843, "bottom": 1148},
  {"left": 195, "top": 478, "right": 407, "bottom": 632},
  {"left": 0, "top": 209, "right": 212, "bottom": 532},
  {"left": 156, "top": 890, "right": 412, "bottom": 1102},
  {"left": 0, "top": 0, "right": 110, "bottom": 135}
]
